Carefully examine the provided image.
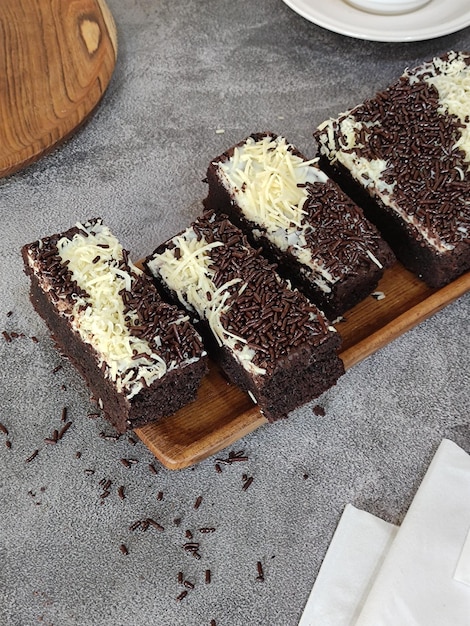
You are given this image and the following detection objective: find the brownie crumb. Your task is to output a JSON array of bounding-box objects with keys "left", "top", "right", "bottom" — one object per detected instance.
[
  {"left": 119, "top": 543, "right": 129, "bottom": 555},
  {"left": 5, "top": 440, "right": 12, "bottom": 449},
  {"left": 0, "top": 423, "right": 9, "bottom": 436},
  {"left": 312, "top": 404, "right": 326, "bottom": 417},
  {"left": 157, "top": 491, "right": 164, "bottom": 501}
]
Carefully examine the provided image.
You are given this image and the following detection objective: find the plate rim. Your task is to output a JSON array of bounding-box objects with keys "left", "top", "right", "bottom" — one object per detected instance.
[{"left": 281, "top": 0, "right": 470, "bottom": 42}]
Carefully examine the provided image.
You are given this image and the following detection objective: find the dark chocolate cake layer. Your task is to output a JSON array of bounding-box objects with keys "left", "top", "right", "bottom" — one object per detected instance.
[
  {"left": 204, "top": 133, "right": 395, "bottom": 317},
  {"left": 315, "top": 51, "right": 470, "bottom": 289},
  {"left": 22, "top": 218, "right": 207, "bottom": 432},
  {"left": 144, "top": 210, "right": 344, "bottom": 422}
]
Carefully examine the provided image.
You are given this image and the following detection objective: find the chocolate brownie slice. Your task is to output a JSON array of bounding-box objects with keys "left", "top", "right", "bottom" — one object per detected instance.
[
  {"left": 144, "top": 210, "right": 344, "bottom": 422},
  {"left": 203, "top": 133, "right": 395, "bottom": 317},
  {"left": 315, "top": 51, "right": 470, "bottom": 288},
  {"left": 22, "top": 218, "right": 207, "bottom": 432}
]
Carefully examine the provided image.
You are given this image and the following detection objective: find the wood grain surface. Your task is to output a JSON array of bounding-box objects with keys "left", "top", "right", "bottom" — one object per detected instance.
[
  {"left": 0, "top": 0, "right": 117, "bottom": 178},
  {"left": 136, "top": 264, "right": 470, "bottom": 470}
]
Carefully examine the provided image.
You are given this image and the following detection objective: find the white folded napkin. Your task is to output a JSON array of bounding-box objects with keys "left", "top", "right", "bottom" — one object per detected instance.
[
  {"left": 298, "top": 439, "right": 470, "bottom": 626},
  {"left": 356, "top": 439, "right": 470, "bottom": 626},
  {"left": 298, "top": 504, "right": 397, "bottom": 626}
]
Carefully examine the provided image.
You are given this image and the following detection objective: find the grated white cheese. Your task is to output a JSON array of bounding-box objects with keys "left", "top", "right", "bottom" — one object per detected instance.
[
  {"left": 216, "top": 135, "right": 338, "bottom": 292},
  {"left": 147, "top": 229, "right": 267, "bottom": 376}
]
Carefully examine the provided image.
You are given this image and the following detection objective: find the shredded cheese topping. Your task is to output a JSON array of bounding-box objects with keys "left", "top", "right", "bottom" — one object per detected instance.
[
  {"left": 147, "top": 229, "right": 266, "bottom": 376},
  {"left": 54, "top": 221, "right": 170, "bottom": 399},
  {"left": 216, "top": 135, "right": 339, "bottom": 293}
]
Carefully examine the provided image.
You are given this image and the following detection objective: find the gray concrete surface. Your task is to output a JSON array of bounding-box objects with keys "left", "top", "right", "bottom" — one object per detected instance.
[{"left": 1, "top": 1, "right": 469, "bottom": 624}]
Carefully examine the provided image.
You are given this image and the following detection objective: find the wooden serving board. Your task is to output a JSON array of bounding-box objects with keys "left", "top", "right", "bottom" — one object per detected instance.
[
  {"left": 0, "top": 0, "right": 117, "bottom": 178},
  {"left": 135, "top": 264, "right": 470, "bottom": 470}
]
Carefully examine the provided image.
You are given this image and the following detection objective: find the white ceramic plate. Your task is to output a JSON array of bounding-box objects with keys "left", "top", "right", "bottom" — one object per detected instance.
[{"left": 281, "top": 0, "right": 470, "bottom": 42}]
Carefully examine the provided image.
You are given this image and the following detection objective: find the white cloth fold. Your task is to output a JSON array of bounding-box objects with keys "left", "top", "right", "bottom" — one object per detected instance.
[
  {"left": 299, "top": 439, "right": 470, "bottom": 626},
  {"left": 298, "top": 505, "right": 397, "bottom": 626}
]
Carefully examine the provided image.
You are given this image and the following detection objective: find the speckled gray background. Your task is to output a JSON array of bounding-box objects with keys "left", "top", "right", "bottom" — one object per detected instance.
[{"left": 1, "top": 1, "right": 469, "bottom": 624}]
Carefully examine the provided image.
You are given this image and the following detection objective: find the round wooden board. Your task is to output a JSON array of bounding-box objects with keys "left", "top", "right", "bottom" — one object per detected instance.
[{"left": 0, "top": 0, "right": 117, "bottom": 178}]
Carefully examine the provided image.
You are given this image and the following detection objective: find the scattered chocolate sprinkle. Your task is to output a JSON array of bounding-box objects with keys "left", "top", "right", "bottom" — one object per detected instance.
[
  {"left": 183, "top": 580, "right": 194, "bottom": 590},
  {"left": 176, "top": 590, "right": 188, "bottom": 602},
  {"left": 61, "top": 407, "right": 68, "bottom": 422},
  {"left": 157, "top": 491, "right": 164, "bottom": 501},
  {"left": 129, "top": 520, "right": 142, "bottom": 531},
  {"left": 31, "top": 336, "right": 39, "bottom": 344},
  {"left": 185, "top": 529, "right": 193, "bottom": 540},
  {"left": 120, "top": 458, "right": 131, "bottom": 468},
  {"left": 215, "top": 463, "right": 222, "bottom": 474},
  {"left": 173, "top": 517, "right": 182, "bottom": 527},
  {"left": 256, "top": 561, "right": 265, "bottom": 582},
  {"left": 118, "top": 486, "right": 125, "bottom": 500},
  {"left": 75, "top": 451, "right": 82, "bottom": 459},
  {"left": 146, "top": 518, "right": 164, "bottom": 532},
  {"left": 0, "top": 423, "right": 9, "bottom": 436},
  {"left": 177, "top": 571, "right": 184, "bottom": 584},
  {"left": 44, "top": 437, "right": 57, "bottom": 445},
  {"left": 5, "top": 440, "right": 12, "bottom": 449},
  {"left": 119, "top": 543, "right": 129, "bottom": 555},
  {"left": 58, "top": 421, "right": 72, "bottom": 440},
  {"left": 99, "top": 431, "right": 121, "bottom": 442},
  {"left": 148, "top": 463, "right": 158, "bottom": 475},
  {"left": 52, "top": 365, "right": 62, "bottom": 374},
  {"left": 84, "top": 468, "right": 95, "bottom": 475},
  {"left": 312, "top": 404, "right": 325, "bottom": 417},
  {"left": 25, "top": 449, "right": 39, "bottom": 463},
  {"left": 210, "top": 620, "right": 216, "bottom": 626},
  {"left": 242, "top": 476, "right": 254, "bottom": 491},
  {"left": 205, "top": 569, "right": 211, "bottom": 584},
  {"left": 87, "top": 413, "right": 100, "bottom": 419},
  {"left": 303, "top": 473, "right": 309, "bottom": 480},
  {"left": 6, "top": 311, "right": 13, "bottom": 317},
  {"left": 128, "top": 435, "right": 138, "bottom": 446},
  {"left": 198, "top": 527, "right": 216, "bottom": 534},
  {"left": 194, "top": 495, "right": 203, "bottom": 510},
  {"left": 2, "top": 331, "right": 12, "bottom": 343}
]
